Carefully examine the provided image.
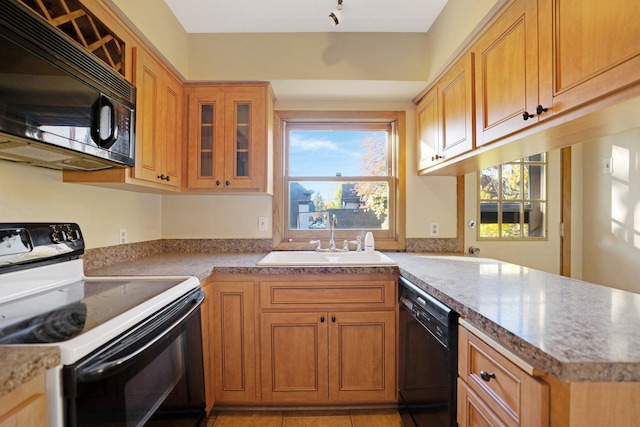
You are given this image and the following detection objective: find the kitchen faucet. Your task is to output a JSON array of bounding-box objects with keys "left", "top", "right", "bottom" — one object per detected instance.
[
  {"left": 328, "top": 213, "right": 338, "bottom": 250},
  {"left": 310, "top": 213, "right": 360, "bottom": 252}
]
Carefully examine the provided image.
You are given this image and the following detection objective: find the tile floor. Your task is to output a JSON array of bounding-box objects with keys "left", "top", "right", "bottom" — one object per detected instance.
[{"left": 206, "top": 409, "right": 405, "bottom": 427}]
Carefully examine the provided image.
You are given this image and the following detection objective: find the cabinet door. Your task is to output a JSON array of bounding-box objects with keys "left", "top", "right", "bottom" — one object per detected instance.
[
  {"left": 159, "top": 72, "right": 183, "bottom": 188},
  {"left": 224, "top": 88, "right": 265, "bottom": 190},
  {"left": 437, "top": 52, "right": 475, "bottom": 158},
  {"left": 211, "top": 282, "right": 256, "bottom": 403},
  {"left": 538, "top": 0, "right": 640, "bottom": 117},
  {"left": 260, "top": 312, "right": 329, "bottom": 403},
  {"left": 187, "top": 89, "right": 226, "bottom": 189},
  {"left": 328, "top": 311, "right": 396, "bottom": 403},
  {"left": 416, "top": 88, "right": 440, "bottom": 172},
  {"left": 132, "top": 48, "right": 163, "bottom": 183},
  {"left": 474, "top": 0, "right": 539, "bottom": 146}
]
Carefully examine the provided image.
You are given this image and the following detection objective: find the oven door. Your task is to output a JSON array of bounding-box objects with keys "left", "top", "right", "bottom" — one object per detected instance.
[{"left": 63, "top": 289, "right": 206, "bottom": 427}]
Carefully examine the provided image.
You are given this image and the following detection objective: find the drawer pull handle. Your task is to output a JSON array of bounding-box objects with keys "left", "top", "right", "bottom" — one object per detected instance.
[{"left": 480, "top": 370, "right": 496, "bottom": 382}]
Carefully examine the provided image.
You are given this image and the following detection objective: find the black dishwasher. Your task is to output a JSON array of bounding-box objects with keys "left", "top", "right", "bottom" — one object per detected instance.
[{"left": 398, "top": 276, "right": 458, "bottom": 427}]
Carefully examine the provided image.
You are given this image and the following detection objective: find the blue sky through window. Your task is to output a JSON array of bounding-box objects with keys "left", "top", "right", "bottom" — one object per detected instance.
[{"left": 289, "top": 129, "right": 387, "bottom": 202}]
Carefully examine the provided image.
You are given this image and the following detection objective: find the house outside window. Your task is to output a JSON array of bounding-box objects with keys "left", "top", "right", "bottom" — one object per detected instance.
[
  {"left": 478, "top": 154, "right": 547, "bottom": 239},
  {"left": 274, "top": 111, "right": 406, "bottom": 250}
]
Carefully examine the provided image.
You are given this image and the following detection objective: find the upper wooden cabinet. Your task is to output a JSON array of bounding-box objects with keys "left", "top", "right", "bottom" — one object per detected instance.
[
  {"left": 417, "top": 52, "right": 475, "bottom": 172},
  {"left": 417, "top": 0, "right": 640, "bottom": 175},
  {"left": 185, "top": 83, "right": 274, "bottom": 192},
  {"left": 416, "top": 88, "right": 439, "bottom": 172},
  {"left": 132, "top": 47, "right": 182, "bottom": 188},
  {"left": 474, "top": 0, "right": 539, "bottom": 146},
  {"left": 538, "top": 0, "right": 640, "bottom": 117}
]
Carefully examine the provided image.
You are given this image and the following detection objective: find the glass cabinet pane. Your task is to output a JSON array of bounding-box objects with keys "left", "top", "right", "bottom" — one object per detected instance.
[
  {"left": 200, "top": 103, "right": 214, "bottom": 177},
  {"left": 235, "top": 103, "right": 250, "bottom": 177}
]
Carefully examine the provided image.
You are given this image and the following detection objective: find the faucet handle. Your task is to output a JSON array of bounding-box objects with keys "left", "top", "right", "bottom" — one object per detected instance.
[
  {"left": 342, "top": 240, "right": 349, "bottom": 251},
  {"left": 349, "top": 236, "right": 362, "bottom": 252},
  {"left": 309, "top": 240, "right": 322, "bottom": 251}
]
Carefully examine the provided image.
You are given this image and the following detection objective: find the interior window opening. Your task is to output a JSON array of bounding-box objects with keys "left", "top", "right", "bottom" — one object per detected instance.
[{"left": 478, "top": 153, "right": 547, "bottom": 240}]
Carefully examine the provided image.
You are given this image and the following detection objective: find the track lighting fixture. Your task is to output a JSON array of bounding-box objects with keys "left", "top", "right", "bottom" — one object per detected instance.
[{"left": 329, "top": 0, "right": 343, "bottom": 26}]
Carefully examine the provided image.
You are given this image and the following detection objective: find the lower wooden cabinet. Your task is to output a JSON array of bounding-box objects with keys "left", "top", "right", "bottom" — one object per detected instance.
[
  {"left": 260, "top": 310, "right": 396, "bottom": 404},
  {"left": 0, "top": 375, "right": 46, "bottom": 427},
  {"left": 206, "top": 273, "right": 397, "bottom": 406},
  {"left": 210, "top": 281, "right": 257, "bottom": 403},
  {"left": 458, "top": 325, "right": 549, "bottom": 427},
  {"left": 200, "top": 280, "right": 215, "bottom": 412}
]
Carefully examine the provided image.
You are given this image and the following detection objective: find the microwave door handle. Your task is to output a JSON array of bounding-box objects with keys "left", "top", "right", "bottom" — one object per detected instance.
[
  {"left": 91, "top": 95, "right": 118, "bottom": 149},
  {"left": 77, "top": 294, "right": 203, "bottom": 383}
]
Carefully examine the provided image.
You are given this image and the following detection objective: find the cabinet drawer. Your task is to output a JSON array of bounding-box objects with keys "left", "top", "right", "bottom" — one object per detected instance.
[
  {"left": 457, "top": 378, "right": 508, "bottom": 427},
  {"left": 458, "top": 326, "right": 548, "bottom": 427},
  {"left": 260, "top": 281, "right": 396, "bottom": 309}
]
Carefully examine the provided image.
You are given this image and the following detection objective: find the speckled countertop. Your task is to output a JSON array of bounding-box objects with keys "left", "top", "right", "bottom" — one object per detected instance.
[
  {"left": 391, "top": 253, "right": 640, "bottom": 382},
  {"left": 84, "top": 251, "right": 640, "bottom": 383},
  {"left": 5, "top": 250, "right": 637, "bottom": 395}
]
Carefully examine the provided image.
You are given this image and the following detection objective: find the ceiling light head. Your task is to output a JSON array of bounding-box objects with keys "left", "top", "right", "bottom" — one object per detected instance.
[{"left": 329, "top": 0, "right": 343, "bottom": 26}]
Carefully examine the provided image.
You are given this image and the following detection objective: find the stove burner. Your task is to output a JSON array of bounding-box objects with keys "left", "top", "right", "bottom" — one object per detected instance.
[{"left": 0, "top": 302, "right": 87, "bottom": 344}]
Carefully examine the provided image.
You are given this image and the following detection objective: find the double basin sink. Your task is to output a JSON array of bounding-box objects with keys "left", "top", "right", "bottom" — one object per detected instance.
[{"left": 257, "top": 250, "right": 398, "bottom": 266}]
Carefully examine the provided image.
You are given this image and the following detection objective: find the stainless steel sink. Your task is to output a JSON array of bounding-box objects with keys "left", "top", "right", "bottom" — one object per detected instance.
[{"left": 256, "top": 251, "right": 398, "bottom": 266}]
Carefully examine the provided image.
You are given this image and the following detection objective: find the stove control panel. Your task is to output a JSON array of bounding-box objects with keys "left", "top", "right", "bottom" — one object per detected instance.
[{"left": 0, "top": 222, "right": 85, "bottom": 273}]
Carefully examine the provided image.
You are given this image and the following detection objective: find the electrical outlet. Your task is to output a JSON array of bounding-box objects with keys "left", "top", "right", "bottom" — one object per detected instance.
[
  {"left": 119, "top": 228, "right": 127, "bottom": 244},
  {"left": 258, "top": 216, "right": 268, "bottom": 232},
  {"left": 430, "top": 222, "right": 439, "bottom": 237}
]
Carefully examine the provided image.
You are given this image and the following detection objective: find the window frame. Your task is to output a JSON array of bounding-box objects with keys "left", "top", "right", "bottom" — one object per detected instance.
[
  {"left": 273, "top": 110, "right": 406, "bottom": 251},
  {"left": 477, "top": 154, "right": 548, "bottom": 240}
]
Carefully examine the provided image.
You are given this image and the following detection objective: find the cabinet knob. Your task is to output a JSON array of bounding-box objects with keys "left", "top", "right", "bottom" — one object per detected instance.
[
  {"left": 536, "top": 104, "right": 548, "bottom": 115},
  {"left": 480, "top": 370, "right": 496, "bottom": 382},
  {"left": 157, "top": 174, "right": 171, "bottom": 182},
  {"left": 522, "top": 111, "right": 535, "bottom": 121},
  {"left": 331, "top": 316, "right": 336, "bottom": 323},
  {"left": 225, "top": 180, "right": 231, "bottom": 186},
  {"left": 320, "top": 316, "right": 325, "bottom": 323},
  {"left": 431, "top": 154, "right": 443, "bottom": 161},
  {"left": 216, "top": 180, "right": 221, "bottom": 186}
]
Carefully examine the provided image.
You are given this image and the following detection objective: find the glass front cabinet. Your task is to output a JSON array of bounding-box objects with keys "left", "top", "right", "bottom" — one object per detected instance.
[{"left": 186, "top": 83, "right": 273, "bottom": 192}]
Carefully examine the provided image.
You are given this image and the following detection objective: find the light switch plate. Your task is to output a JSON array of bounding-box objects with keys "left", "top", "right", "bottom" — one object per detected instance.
[{"left": 258, "top": 216, "right": 268, "bottom": 232}]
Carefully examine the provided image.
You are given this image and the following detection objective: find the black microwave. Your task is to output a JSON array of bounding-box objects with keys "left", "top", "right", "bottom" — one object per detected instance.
[{"left": 0, "top": 0, "right": 136, "bottom": 171}]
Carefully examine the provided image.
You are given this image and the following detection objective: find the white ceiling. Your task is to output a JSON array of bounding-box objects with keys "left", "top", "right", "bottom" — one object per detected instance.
[{"left": 163, "top": 0, "right": 448, "bottom": 34}]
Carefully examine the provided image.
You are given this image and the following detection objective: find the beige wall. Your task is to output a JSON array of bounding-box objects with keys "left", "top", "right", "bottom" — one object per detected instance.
[
  {"left": 161, "top": 99, "right": 459, "bottom": 239},
  {"left": 188, "top": 33, "right": 429, "bottom": 82},
  {"left": 0, "top": 161, "right": 162, "bottom": 249},
  {"left": 463, "top": 150, "right": 562, "bottom": 274},
  {"left": 106, "top": 0, "right": 189, "bottom": 77},
  {"left": 580, "top": 127, "right": 640, "bottom": 293},
  {"left": 421, "top": 0, "right": 504, "bottom": 82}
]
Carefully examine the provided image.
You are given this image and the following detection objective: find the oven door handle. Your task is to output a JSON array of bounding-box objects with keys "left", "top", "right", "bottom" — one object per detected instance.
[{"left": 77, "top": 291, "right": 203, "bottom": 382}]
